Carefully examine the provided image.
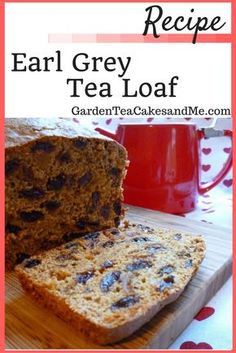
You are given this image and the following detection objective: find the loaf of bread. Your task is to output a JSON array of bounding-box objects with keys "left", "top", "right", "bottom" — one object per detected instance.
[
  {"left": 5, "top": 118, "right": 127, "bottom": 270},
  {"left": 16, "top": 223, "right": 205, "bottom": 344}
]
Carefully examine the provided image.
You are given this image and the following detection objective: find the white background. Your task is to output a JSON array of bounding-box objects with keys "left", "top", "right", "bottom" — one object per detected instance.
[{"left": 5, "top": 3, "right": 231, "bottom": 117}]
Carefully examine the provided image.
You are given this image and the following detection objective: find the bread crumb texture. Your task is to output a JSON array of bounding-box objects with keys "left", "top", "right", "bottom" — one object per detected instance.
[
  {"left": 16, "top": 223, "right": 205, "bottom": 344},
  {"left": 5, "top": 118, "right": 127, "bottom": 270}
]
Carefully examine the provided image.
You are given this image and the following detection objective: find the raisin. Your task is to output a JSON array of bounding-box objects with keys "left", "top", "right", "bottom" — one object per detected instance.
[
  {"left": 31, "top": 141, "right": 54, "bottom": 153},
  {"left": 16, "top": 253, "right": 30, "bottom": 264},
  {"left": 41, "top": 200, "right": 61, "bottom": 211},
  {"left": 63, "top": 232, "right": 81, "bottom": 242},
  {"left": 158, "top": 275, "right": 175, "bottom": 292},
  {"left": 126, "top": 260, "right": 152, "bottom": 272},
  {"left": 57, "top": 151, "right": 71, "bottom": 163},
  {"left": 64, "top": 242, "right": 79, "bottom": 250},
  {"left": 76, "top": 220, "right": 100, "bottom": 229},
  {"left": 55, "top": 254, "right": 72, "bottom": 261},
  {"left": 100, "top": 271, "right": 121, "bottom": 293},
  {"left": 109, "top": 167, "right": 121, "bottom": 176},
  {"left": 173, "top": 233, "right": 182, "bottom": 240},
  {"left": 84, "top": 232, "right": 100, "bottom": 241},
  {"left": 79, "top": 172, "right": 92, "bottom": 187},
  {"left": 5, "top": 159, "right": 19, "bottom": 176},
  {"left": 74, "top": 138, "right": 88, "bottom": 149},
  {"left": 177, "top": 250, "right": 191, "bottom": 258},
  {"left": 184, "top": 259, "right": 193, "bottom": 268},
  {"left": 146, "top": 244, "right": 166, "bottom": 254},
  {"left": 131, "top": 237, "right": 150, "bottom": 243},
  {"left": 101, "top": 205, "right": 110, "bottom": 219},
  {"left": 83, "top": 232, "right": 100, "bottom": 249},
  {"left": 111, "top": 295, "right": 140, "bottom": 310},
  {"left": 110, "top": 229, "right": 120, "bottom": 236},
  {"left": 19, "top": 187, "right": 45, "bottom": 199},
  {"left": 102, "top": 240, "right": 114, "bottom": 248},
  {"left": 24, "top": 258, "right": 41, "bottom": 268},
  {"left": 20, "top": 210, "right": 44, "bottom": 222},
  {"left": 92, "top": 192, "right": 100, "bottom": 209},
  {"left": 75, "top": 220, "right": 86, "bottom": 230},
  {"left": 101, "top": 260, "right": 113, "bottom": 269},
  {"left": 66, "top": 175, "right": 76, "bottom": 188},
  {"left": 159, "top": 265, "right": 174, "bottom": 275},
  {"left": 126, "top": 231, "right": 136, "bottom": 237},
  {"left": 113, "top": 201, "right": 122, "bottom": 215},
  {"left": 47, "top": 174, "right": 66, "bottom": 191},
  {"left": 22, "top": 166, "right": 34, "bottom": 181},
  {"left": 111, "top": 180, "right": 120, "bottom": 188},
  {"left": 114, "top": 217, "right": 120, "bottom": 227},
  {"left": 136, "top": 224, "right": 154, "bottom": 233},
  {"left": 40, "top": 239, "right": 57, "bottom": 250},
  {"left": 164, "top": 275, "right": 174, "bottom": 283},
  {"left": 5, "top": 223, "right": 21, "bottom": 234},
  {"left": 75, "top": 271, "right": 94, "bottom": 284}
]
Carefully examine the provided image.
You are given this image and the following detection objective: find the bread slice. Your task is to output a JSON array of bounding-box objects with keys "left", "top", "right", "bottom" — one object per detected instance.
[
  {"left": 5, "top": 118, "right": 127, "bottom": 270},
  {"left": 16, "top": 223, "right": 205, "bottom": 344}
]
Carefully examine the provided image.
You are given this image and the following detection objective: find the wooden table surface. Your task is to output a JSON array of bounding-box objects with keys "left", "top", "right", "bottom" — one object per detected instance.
[{"left": 6, "top": 206, "right": 232, "bottom": 349}]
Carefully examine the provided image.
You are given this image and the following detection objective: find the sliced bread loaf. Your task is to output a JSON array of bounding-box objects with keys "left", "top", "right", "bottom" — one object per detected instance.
[
  {"left": 16, "top": 223, "right": 205, "bottom": 344},
  {"left": 5, "top": 118, "right": 127, "bottom": 269}
]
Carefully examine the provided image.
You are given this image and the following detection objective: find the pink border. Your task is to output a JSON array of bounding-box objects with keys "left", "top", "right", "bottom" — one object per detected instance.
[
  {"left": 1, "top": 0, "right": 234, "bottom": 352},
  {"left": 1, "top": 1, "right": 5, "bottom": 351}
]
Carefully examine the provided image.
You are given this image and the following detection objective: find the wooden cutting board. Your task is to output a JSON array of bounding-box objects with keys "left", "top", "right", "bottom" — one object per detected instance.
[{"left": 6, "top": 206, "right": 232, "bottom": 349}]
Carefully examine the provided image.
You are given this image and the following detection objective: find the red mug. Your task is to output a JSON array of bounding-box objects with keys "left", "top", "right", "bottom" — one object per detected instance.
[{"left": 96, "top": 124, "right": 232, "bottom": 214}]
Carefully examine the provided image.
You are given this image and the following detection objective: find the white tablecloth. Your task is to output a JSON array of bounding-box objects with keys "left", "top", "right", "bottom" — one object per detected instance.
[{"left": 170, "top": 131, "right": 232, "bottom": 349}]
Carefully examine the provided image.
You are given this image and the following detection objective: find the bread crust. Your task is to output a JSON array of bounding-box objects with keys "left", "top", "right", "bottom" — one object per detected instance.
[{"left": 5, "top": 118, "right": 111, "bottom": 149}]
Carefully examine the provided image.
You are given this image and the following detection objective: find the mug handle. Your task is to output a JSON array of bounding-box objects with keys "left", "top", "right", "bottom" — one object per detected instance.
[
  {"left": 198, "top": 129, "right": 232, "bottom": 194},
  {"left": 95, "top": 127, "right": 117, "bottom": 140}
]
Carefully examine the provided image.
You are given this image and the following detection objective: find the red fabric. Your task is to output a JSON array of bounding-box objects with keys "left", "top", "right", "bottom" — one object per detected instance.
[
  {"left": 195, "top": 307, "right": 215, "bottom": 321},
  {"left": 106, "top": 118, "right": 112, "bottom": 125},
  {"left": 223, "top": 147, "right": 231, "bottom": 154},
  {"left": 202, "top": 164, "right": 211, "bottom": 172},
  {"left": 180, "top": 341, "right": 213, "bottom": 349},
  {"left": 223, "top": 179, "right": 232, "bottom": 187},
  {"left": 202, "top": 148, "right": 212, "bottom": 155}
]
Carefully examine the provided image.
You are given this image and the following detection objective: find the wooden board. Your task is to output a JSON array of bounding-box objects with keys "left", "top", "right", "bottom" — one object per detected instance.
[{"left": 6, "top": 206, "right": 232, "bottom": 349}]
